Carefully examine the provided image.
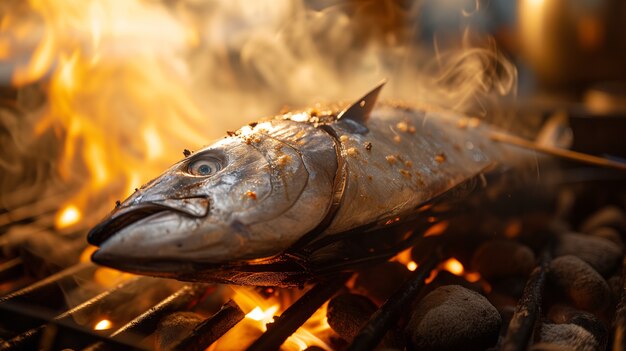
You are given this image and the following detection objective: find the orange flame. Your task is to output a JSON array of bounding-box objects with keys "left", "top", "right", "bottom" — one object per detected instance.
[
  {"left": 55, "top": 204, "right": 81, "bottom": 229},
  {"left": 212, "top": 286, "right": 333, "bottom": 351},
  {"left": 94, "top": 319, "right": 112, "bottom": 330}
]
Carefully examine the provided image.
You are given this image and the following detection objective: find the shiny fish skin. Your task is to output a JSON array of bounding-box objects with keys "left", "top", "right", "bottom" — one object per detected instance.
[{"left": 88, "top": 95, "right": 524, "bottom": 285}]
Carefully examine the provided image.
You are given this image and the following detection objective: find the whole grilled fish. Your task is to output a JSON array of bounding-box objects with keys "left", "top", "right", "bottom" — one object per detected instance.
[{"left": 88, "top": 82, "right": 524, "bottom": 286}]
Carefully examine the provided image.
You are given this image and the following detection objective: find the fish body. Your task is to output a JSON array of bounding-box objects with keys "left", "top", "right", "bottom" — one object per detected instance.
[{"left": 88, "top": 84, "right": 524, "bottom": 286}]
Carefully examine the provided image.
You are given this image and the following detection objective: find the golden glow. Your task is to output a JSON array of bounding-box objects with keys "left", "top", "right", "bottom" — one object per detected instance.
[
  {"left": 213, "top": 287, "right": 332, "bottom": 350},
  {"left": 407, "top": 261, "right": 418, "bottom": 271},
  {"left": 94, "top": 319, "right": 112, "bottom": 330},
  {"left": 464, "top": 272, "right": 481, "bottom": 283},
  {"left": 423, "top": 221, "right": 449, "bottom": 237},
  {"left": 443, "top": 258, "right": 464, "bottom": 276},
  {"left": 55, "top": 205, "right": 81, "bottom": 229},
  {"left": 245, "top": 306, "right": 279, "bottom": 326}
]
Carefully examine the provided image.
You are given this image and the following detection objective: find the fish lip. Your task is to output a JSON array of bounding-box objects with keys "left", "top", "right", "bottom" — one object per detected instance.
[
  {"left": 87, "top": 196, "right": 210, "bottom": 246},
  {"left": 87, "top": 204, "right": 168, "bottom": 246}
]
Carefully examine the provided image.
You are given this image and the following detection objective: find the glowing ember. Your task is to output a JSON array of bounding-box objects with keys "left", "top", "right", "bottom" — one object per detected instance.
[
  {"left": 407, "top": 261, "right": 418, "bottom": 271},
  {"left": 245, "top": 305, "right": 279, "bottom": 327},
  {"left": 423, "top": 221, "right": 449, "bottom": 237},
  {"left": 55, "top": 205, "right": 81, "bottom": 229},
  {"left": 465, "top": 272, "right": 481, "bottom": 283},
  {"left": 94, "top": 319, "right": 112, "bottom": 331},
  {"left": 214, "top": 286, "right": 332, "bottom": 351},
  {"left": 443, "top": 258, "right": 465, "bottom": 276}
]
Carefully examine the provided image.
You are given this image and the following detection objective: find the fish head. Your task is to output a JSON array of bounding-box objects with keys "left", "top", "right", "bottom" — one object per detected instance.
[{"left": 88, "top": 120, "right": 338, "bottom": 279}]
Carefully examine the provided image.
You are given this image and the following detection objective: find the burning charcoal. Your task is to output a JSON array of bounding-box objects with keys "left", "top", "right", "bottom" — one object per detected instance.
[
  {"left": 554, "top": 233, "right": 622, "bottom": 276},
  {"left": 428, "top": 271, "right": 482, "bottom": 293},
  {"left": 471, "top": 240, "right": 535, "bottom": 280},
  {"left": 548, "top": 256, "right": 610, "bottom": 314},
  {"left": 355, "top": 262, "right": 411, "bottom": 303},
  {"left": 406, "top": 285, "right": 501, "bottom": 351},
  {"left": 533, "top": 323, "right": 600, "bottom": 351},
  {"left": 589, "top": 226, "right": 623, "bottom": 248},
  {"left": 547, "top": 305, "right": 608, "bottom": 348},
  {"left": 580, "top": 205, "right": 626, "bottom": 234},
  {"left": 155, "top": 312, "right": 203, "bottom": 351},
  {"left": 327, "top": 293, "right": 377, "bottom": 342}
]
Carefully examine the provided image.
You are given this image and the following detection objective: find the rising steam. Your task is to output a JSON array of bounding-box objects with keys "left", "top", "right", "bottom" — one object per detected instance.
[{"left": 0, "top": 0, "right": 517, "bottom": 234}]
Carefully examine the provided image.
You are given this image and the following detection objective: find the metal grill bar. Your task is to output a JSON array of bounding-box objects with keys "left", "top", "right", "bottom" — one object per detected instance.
[
  {"left": 347, "top": 251, "right": 440, "bottom": 351},
  {"left": 172, "top": 299, "right": 244, "bottom": 351},
  {"left": 500, "top": 249, "right": 551, "bottom": 351},
  {"left": 246, "top": 273, "right": 351, "bottom": 351},
  {"left": 82, "top": 284, "right": 208, "bottom": 351},
  {"left": 0, "top": 263, "right": 97, "bottom": 335}
]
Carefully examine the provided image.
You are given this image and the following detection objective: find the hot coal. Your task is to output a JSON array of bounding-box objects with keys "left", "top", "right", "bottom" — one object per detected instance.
[
  {"left": 580, "top": 206, "right": 626, "bottom": 234},
  {"left": 327, "top": 293, "right": 377, "bottom": 342},
  {"left": 471, "top": 240, "right": 535, "bottom": 280},
  {"left": 427, "top": 270, "right": 483, "bottom": 293},
  {"left": 554, "top": 233, "right": 622, "bottom": 276},
  {"left": 547, "top": 305, "right": 607, "bottom": 349},
  {"left": 548, "top": 255, "right": 610, "bottom": 314},
  {"left": 155, "top": 312, "right": 203, "bottom": 351},
  {"left": 533, "top": 323, "right": 600, "bottom": 351},
  {"left": 405, "top": 285, "right": 501, "bottom": 351}
]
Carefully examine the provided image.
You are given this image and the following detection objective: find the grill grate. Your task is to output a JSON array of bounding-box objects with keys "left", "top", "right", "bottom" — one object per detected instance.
[{"left": 0, "top": 215, "right": 624, "bottom": 351}]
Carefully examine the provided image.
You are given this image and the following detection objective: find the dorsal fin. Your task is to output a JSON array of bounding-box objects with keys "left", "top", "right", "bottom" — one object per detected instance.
[{"left": 337, "top": 80, "right": 386, "bottom": 124}]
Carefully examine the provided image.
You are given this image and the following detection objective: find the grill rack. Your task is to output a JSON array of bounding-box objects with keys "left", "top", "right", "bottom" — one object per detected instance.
[{"left": 0, "top": 237, "right": 624, "bottom": 351}]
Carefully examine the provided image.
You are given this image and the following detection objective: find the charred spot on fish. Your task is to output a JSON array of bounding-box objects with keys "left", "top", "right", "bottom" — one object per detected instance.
[
  {"left": 183, "top": 149, "right": 192, "bottom": 157},
  {"left": 435, "top": 153, "right": 446, "bottom": 163},
  {"left": 245, "top": 190, "right": 257, "bottom": 200},
  {"left": 364, "top": 142, "right": 372, "bottom": 151},
  {"left": 248, "top": 122, "right": 258, "bottom": 128},
  {"left": 226, "top": 131, "right": 236, "bottom": 137},
  {"left": 115, "top": 200, "right": 121, "bottom": 208}
]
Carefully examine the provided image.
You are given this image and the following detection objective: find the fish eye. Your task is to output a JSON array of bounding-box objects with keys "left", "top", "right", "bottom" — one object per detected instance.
[{"left": 187, "top": 157, "right": 222, "bottom": 177}]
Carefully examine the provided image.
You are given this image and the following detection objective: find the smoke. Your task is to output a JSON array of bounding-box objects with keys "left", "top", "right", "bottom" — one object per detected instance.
[{"left": 0, "top": 0, "right": 517, "bottom": 234}]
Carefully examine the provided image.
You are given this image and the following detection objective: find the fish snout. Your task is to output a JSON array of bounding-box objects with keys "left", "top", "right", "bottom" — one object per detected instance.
[{"left": 87, "top": 196, "right": 210, "bottom": 246}]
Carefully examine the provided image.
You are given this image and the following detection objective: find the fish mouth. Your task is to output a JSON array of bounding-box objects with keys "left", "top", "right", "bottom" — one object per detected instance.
[{"left": 87, "top": 196, "right": 210, "bottom": 246}]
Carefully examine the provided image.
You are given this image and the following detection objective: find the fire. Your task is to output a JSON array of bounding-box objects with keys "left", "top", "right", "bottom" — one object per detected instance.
[
  {"left": 55, "top": 204, "right": 81, "bottom": 229},
  {"left": 212, "top": 286, "right": 333, "bottom": 351},
  {"left": 94, "top": 319, "right": 112, "bottom": 331},
  {"left": 2, "top": 0, "right": 213, "bottom": 234},
  {"left": 442, "top": 257, "right": 464, "bottom": 276},
  {"left": 423, "top": 221, "right": 449, "bottom": 237},
  {"left": 424, "top": 257, "right": 482, "bottom": 285}
]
